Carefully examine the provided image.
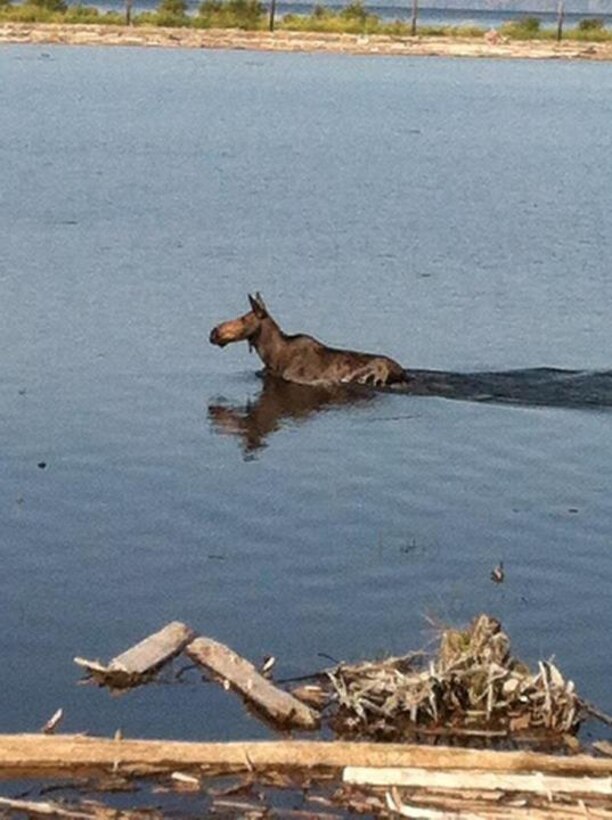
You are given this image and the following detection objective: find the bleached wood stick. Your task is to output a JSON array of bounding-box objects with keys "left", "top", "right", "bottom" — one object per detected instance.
[
  {"left": 344, "top": 765, "right": 612, "bottom": 796},
  {"left": 0, "top": 796, "right": 94, "bottom": 818}
]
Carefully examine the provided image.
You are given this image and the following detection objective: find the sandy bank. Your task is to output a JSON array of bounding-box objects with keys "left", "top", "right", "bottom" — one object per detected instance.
[{"left": 2, "top": 22, "right": 612, "bottom": 60}]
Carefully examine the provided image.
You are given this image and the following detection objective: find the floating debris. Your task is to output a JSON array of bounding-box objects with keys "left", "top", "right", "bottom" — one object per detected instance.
[
  {"left": 11, "top": 612, "right": 612, "bottom": 817},
  {"left": 41, "top": 707, "right": 64, "bottom": 735},
  {"left": 170, "top": 771, "right": 201, "bottom": 791},
  {"left": 75, "top": 621, "right": 195, "bottom": 689},
  {"left": 74, "top": 616, "right": 608, "bottom": 749},
  {"left": 594, "top": 740, "right": 612, "bottom": 757},
  {"left": 0, "top": 735, "right": 610, "bottom": 819},
  {"left": 187, "top": 636, "right": 319, "bottom": 730},
  {"left": 76, "top": 623, "right": 318, "bottom": 730},
  {"left": 325, "top": 614, "right": 581, "bottom": 743},
  {"left": 260, "top": 655, "right": 276, "bottom": 677},
  {"left": 491, "top": 561, "right": 505, "bottom": 583}
]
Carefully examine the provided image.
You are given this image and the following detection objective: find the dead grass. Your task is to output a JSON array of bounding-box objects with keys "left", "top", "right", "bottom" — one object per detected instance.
[{"left": 325, "top": 614, "right": 580, "bottom": 744}]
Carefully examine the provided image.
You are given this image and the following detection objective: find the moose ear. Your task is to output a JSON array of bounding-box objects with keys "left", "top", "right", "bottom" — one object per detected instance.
[{"left": 248, "top": 292, "right": 268, "bottom": 318}]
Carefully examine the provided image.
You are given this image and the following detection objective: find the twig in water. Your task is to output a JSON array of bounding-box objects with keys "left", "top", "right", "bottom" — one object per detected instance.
[
  {"left": 581, "top": 700, "right": 612, "bottom": 727},
  {"left": 318, "top": 652, "right": 341, "bottom": 665}
]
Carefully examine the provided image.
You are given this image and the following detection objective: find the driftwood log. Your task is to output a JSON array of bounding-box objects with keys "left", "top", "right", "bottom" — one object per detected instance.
[
  {"left": 74, "top": 621, "right": 195, "bottom": 688},
  {"left": 186, "top": 636, "right": 320, "bottom": 730},
  {"left": 74, "top": 624, "right": 318, "bottom": 730},
  {"left": 0, "top": 735, "right": 611, "bottom": 781}
]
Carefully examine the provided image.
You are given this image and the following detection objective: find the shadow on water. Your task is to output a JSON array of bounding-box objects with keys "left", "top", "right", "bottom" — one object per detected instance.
[{"left": 209, "top": 368, "right": 612, "bottom": 455}]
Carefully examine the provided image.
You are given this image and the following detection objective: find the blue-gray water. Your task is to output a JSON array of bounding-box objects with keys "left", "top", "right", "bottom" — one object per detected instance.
[{"left": 1, "top": 46, "right": 611, "bottom": 745}]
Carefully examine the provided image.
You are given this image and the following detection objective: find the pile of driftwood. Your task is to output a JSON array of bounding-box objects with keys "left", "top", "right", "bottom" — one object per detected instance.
[
  {"left": 0, "top": 735, "right": 612, "bottom": 820},
  {"left": 0, "top": 736, "right": 610, "bottom": 818},
  {"left": 0, "top": 616, "right": 608, "bottom": 818},
  {"left": 326, "top": 614, "right": 580, "bottom": 743},
  {"left": 72, "top": 615, "right": 606, "bottom": 747}
]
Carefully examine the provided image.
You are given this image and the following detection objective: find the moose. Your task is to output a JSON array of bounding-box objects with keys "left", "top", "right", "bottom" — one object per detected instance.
[{"left": 209, "top": 293, "right": 408, "bottom": 387}]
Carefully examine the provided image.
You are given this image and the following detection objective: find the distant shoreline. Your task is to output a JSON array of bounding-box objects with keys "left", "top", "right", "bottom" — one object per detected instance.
[{"left": 2, "top": 22, "right": 612, "bottom": 59}]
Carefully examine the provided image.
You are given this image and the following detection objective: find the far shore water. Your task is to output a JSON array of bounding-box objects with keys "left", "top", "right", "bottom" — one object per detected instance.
[{"left": 2, "top": 22, "right": 612, "bottom": 60}]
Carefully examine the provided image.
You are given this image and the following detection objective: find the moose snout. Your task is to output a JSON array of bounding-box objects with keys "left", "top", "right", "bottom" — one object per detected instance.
[{"left": 209, "top": 327, "right": 225, "bottom": 347}]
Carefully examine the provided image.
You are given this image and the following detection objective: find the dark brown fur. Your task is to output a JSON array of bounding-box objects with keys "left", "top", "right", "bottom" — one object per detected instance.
[{"left": 209, "top": 293, "right": 407, "bottom": 387}]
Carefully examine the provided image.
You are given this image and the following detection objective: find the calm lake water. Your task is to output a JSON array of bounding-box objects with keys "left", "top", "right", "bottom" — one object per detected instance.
[{"left": 1, "top": 46, "right": 611, "bottom": 746}]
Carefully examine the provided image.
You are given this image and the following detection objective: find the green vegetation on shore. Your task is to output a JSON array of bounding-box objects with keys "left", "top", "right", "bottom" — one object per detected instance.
[
  {"left": 279, "top": 3, "right": 484, "bottom": 37},
  {"left": 499, "top": 14, "right": 611, "bottom": 41},
  {"left": 0, "top": 0, "right": 125, "bottom": 24},
  {"left": 1, "top": 0, "right": 610, "bottom": 41}
]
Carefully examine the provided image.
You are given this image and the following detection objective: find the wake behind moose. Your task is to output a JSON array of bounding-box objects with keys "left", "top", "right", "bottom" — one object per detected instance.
[{"left": 209, "top": 293, "right": 407, "bottom": 387}]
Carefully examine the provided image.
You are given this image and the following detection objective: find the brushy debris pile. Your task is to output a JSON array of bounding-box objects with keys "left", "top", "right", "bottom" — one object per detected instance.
[{"left": 326, "top": 614, "right": 580, "bottom": 742}]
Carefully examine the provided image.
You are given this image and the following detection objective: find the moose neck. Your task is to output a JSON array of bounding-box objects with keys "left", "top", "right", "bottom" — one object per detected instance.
[{"left": 251, "top": 315, "right": 286, "bottom": 374}]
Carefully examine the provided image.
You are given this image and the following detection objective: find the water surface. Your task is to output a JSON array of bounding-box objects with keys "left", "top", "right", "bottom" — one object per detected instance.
[{"left": 1, "top": 46, "right": 611, "bottom": 743}]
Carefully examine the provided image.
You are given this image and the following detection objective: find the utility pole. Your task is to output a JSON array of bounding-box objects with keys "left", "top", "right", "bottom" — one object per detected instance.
[
  {"left": 269, "top": 0, "right": 276, "bottom": 32},
  {"left": 411, "top": 0, "right": 418, "bottom": 36},
  {"left": 556, "top": 0, "right": 565, "bottom": 41}
]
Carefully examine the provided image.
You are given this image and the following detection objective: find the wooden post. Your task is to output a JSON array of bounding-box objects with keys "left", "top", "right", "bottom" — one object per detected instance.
[
  {"left": 269, "top": 0, "right": 276, "bottom": 32},
  {"left": 125, "top": 0, "right": 133, "bottom": 25},
  {"left": 410, "top": 0, "right": 418, "bottom": 36},
  {"left": 556, "top": 0, "right": 564, "bottom": 41}
]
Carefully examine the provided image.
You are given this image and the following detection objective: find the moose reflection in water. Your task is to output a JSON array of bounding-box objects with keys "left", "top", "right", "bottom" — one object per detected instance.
[
  {"left": 210, "top": 293, "right": 407, "bottom": 387},
  {"left": 209, "top": 375, "right": 376, "bottom": 455}
]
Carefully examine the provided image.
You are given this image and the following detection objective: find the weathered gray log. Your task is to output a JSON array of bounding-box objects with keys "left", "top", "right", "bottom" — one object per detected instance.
[
  {"left": 74, "top": 621, "right": 196, "bottom": 688},
  {"left": 186, "top": 636, "right": 320, "bottom": 730}
]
